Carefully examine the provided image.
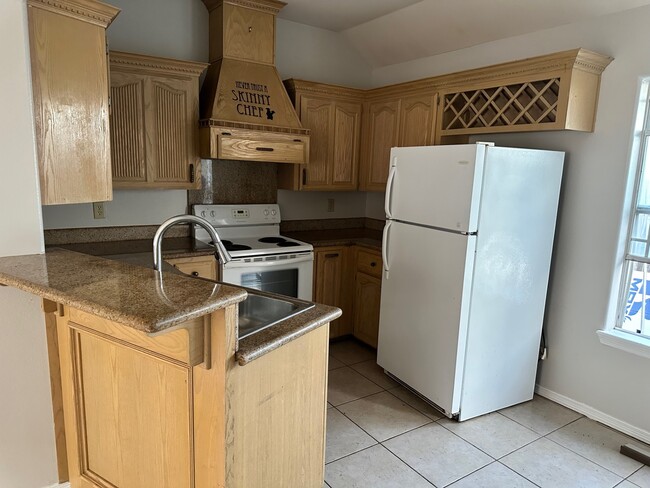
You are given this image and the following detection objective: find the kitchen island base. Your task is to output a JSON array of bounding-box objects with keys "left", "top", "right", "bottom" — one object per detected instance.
[{"left": 50, "top": 303, "right": 329, "bottom": 488}]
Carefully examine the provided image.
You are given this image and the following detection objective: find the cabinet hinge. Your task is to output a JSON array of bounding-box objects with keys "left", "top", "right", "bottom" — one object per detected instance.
[{"left": 189, "top": 164, "right": 195, "bottom": 183}]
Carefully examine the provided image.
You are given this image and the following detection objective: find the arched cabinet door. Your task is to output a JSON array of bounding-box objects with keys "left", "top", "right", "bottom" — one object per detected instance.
[
  {"left": 360, "top": 99, "right": 400, "bottom": 192},
  {"left": 399, "top": 94, "right": 437, "bottom": 148}
]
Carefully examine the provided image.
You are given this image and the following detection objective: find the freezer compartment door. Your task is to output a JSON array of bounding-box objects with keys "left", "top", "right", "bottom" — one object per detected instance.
[
  {"left": 385, "top": 144, "right": 487, "bottom": 232},
  {"left": 377, "top": 220, "right": 476, "bottom": 416}
]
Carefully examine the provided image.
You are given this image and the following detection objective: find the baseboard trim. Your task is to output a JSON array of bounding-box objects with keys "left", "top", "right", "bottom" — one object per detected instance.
[
  {"left": 44, "top": 483, "right": 70, "bottom": 488},
  {"left": 535, "top": 385, "right": 650, "bottom": 445}
]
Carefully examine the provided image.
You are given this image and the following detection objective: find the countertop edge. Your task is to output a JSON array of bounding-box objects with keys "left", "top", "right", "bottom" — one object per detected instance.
[
  {"left": 236, "top": 305, "right": 342, "bottom": 366},
  {"left": 0, "top": 269, "right": 248, "bottom": 334}
]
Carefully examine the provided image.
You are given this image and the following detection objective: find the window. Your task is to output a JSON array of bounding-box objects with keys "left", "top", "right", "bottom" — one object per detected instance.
[{"left": 617, "top": 79, "right": 650, "bottom": 339}]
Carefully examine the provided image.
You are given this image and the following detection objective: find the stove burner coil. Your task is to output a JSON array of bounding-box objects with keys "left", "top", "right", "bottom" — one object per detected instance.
[{"left": 258, "top": 237, "right": 287, "bottom": 243}]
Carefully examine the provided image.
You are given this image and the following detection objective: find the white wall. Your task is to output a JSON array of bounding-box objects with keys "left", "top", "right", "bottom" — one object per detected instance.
[
  {"left": 0, "top": 1, "right": 58, "bottom": 487},
  {"left": 42, "top": 190, "right": 188, "bottom": 229},
  {"left": 278, "top": 190, "right": 366, "bottom": 220},
  {"left": 276, "top": 19, "right": 372, "bottom": 89},
  {"left": 371, "top": 6, "right": 650, "bottom": 438}
]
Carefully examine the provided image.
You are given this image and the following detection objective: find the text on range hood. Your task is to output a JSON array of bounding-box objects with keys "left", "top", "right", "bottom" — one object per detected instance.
[{"left": 199, "top": 0, "right": 310, "bottom": 164}]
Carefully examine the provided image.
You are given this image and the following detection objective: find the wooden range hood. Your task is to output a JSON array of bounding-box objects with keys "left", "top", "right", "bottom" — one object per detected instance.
[{"left": 199, "top": 0, "right": 310, "bottom": 164}]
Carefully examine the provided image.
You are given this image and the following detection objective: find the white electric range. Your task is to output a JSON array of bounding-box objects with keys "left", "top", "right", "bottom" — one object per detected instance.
[{"left": 192, "top": 204, "right": 313, "bottom": 301}]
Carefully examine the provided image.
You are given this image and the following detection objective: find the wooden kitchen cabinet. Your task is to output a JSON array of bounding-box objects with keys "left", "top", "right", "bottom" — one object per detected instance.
[
  {"left": 280, "top": 80, "right": 364, "bottom": 191},
  {"left": 313, "top": 246, "right": 356, "bottom": 338},
  {"left": 353, "top": 271, "right": 382, "bottom": 348},
  {"left": 166, "top": 255, "right": 218, "bottom": 280},
  {"left": 27, "top": 0, "right": 119, "bottom": 205},
  {"left": 313, "top": 247, "right": 347, "bottom": 337},
  {"left": 359, "top": 98, "right": 401, "bottom": 191},
  {"left": 109, "top": 51, "right": 207, "bottom": 189},
  {"left": 352, "top": 248, "right": 383, "bottom": 348},
  {"left": 399, "top": 93, "right": 438, "bottom": 147}
]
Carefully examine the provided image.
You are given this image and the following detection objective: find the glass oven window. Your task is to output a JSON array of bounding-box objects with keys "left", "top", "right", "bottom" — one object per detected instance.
[{"left": 241, "top": 269, "right": 299, "bottom": 298}]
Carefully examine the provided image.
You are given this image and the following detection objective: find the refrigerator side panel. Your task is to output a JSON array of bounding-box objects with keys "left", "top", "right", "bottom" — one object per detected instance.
[
  {"left": 377, "top": 220, "right": 476, "bottom": 416},
  {"left": 459, "top": 147, "right": 564, "bottom": 421},
  {"left": 387, "top": 144, "right": 486, "bottom": 232}
]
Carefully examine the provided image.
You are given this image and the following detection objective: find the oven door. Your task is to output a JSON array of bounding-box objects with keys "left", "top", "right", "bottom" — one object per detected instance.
[{"left": 221, "top": 253, "right": 314, "bottom": 301}]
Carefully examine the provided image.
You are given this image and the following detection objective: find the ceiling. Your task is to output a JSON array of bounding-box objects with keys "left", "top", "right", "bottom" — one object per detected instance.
[{"left": 278, "top": 0, "right": 650, "bottom": 67}]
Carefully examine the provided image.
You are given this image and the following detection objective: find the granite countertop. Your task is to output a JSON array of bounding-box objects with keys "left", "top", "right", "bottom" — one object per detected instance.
[
  {"left": 284, "top": 227, "right": 382, "bottom": 250},
  {"left": 0, "top": 248, "right": 246, "bottom": 333},
  {"left": 236, "top": 302, "right": 341, "bottom": 365},
  {"left": 51, "top": 237, "right": 215, "bottom": 259},
  {"left": 0, "top": 248, "right": 341, "bottom": 365}
]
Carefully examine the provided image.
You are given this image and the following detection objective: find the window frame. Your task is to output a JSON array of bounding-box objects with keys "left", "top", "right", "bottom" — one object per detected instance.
[{"left": 599, "top": 78, "right": 650, "bottom": 359}]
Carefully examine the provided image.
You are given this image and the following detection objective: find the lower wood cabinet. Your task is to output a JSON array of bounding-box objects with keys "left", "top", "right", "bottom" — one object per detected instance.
[
  {"left": 313, "top": 247, "right": 351, "bottom": 338},
  {"left": 165, "top": 255, "right": 218, "bottom": 280},
  {"left": 353, "top": 272, "right": 382, "bottom": 348},
  {"left": 352, "top": 248, "right": 383, "bottom": 347},
  {"left": 313, "top": 245, "right": 382, "bottom": 345}
]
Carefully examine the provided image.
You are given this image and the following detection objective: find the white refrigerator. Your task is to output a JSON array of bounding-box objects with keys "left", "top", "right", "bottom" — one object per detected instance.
[{"left": 377, "top": 143, "right": 564, "bottom": 421}]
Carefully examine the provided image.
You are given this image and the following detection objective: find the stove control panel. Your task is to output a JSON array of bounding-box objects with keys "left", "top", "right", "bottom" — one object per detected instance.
[{"left": 193, "top": 204, "right": 281, "bottom": 226}]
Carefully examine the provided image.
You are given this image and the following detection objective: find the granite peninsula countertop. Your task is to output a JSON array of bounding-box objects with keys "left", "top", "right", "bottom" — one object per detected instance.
[
  {"left": 0, "top": 248, "right": 342, "bottom": 365},
  {"left": 0, "top": 248, "right": 246, "bottom": 333},
  {"left": 236, "top": 302, "right": 340, "bottom": 365}
]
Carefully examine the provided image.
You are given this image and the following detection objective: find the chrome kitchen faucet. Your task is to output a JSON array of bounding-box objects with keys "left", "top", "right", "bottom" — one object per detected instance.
[{"left": 153, "top": 215, "right": 232, "bottom": 272}]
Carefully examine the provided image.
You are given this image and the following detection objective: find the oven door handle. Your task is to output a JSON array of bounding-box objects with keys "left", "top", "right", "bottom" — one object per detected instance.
[{"left": 222, "top": 254, "right": 314, "bottom": 268}]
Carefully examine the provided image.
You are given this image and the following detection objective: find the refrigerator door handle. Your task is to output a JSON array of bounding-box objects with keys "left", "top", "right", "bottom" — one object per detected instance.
[
  {"left": 382, "top": 220, "right": 392, "bottom": 279},
  {"left": 385, "top": 164, "right": 397, "bottom": 219}
]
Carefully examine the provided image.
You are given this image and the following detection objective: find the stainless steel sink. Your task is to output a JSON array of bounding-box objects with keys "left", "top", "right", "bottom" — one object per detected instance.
[
  {"left": 238, "top": 291, "right": 314, "bottom": 339},
  {"left": 101, "top": 253, "right": 314, "bottom": 339}
]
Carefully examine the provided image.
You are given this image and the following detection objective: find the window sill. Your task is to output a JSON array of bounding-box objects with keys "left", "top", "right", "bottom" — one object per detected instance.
[{"left": 597, "top": 329, "right": 650, "bottom": 360}]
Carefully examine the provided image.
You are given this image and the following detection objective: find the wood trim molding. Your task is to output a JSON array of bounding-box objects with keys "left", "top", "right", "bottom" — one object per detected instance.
[
  {"left": 27, "top": 0, "right": 120, "bottom": 27},
  {"left": 110, "top": 51, "right": 208, "bottom": 77},
  {"left": 293, "top": 48, "right": 613, "bottom": 102},
  {"left": 202, "top": 0, "right": 286, "bottom": 14},
  {"left": 285, "top": 79, "right": 366, "bottom": 101}
]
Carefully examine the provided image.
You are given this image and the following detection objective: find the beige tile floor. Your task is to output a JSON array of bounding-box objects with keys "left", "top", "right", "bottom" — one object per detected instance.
[{"left": 325, "top": 339, "right": 650, "bottom": 488}]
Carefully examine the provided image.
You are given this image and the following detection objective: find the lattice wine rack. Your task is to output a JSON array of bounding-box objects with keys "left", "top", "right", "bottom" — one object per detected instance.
[
  {"left": 441, "top": 78, "right": 561, "bottom": 132},
  {"left": 435, "top": 49, "right": 614, "bottom": 138}
]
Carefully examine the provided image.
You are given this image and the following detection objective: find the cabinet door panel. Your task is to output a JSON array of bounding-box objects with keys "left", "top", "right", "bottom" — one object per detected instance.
[
  {"left": 68, "top": 327, "right": 192, "bottom": 488},
  {"left": 300, "top": 96, "right": 332, "bottom": 189},
  {"left": 29, "top": 7, "right": 113, "bottom": 204},
  {"left": 399, "top": 94, "right": 437, "bottom": 147},
  {"left": 110, "top": 75, "right": 146, "bottom": 181},
  {"left": 314, "top": 247, "right": 344, "bottom": 337},
  {"left": 151, "top": 79, "right": 191, "bottom": 183},
  {"left": 353, "top": 272, "right": 382, "bottom": 348},
  {"left": 363, "top": 99, "right": 400, "bottom": 192},
  {"left": 332, "top": 102, "right": 361, "bottom": 189}
]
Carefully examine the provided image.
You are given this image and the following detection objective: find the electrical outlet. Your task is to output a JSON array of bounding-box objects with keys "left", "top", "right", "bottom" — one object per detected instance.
[
  {"left": 93, "top": 202, "right": 105, "bottom": 219},
  {"left": 327, "top": 198, "right": 335, "bottom": 213}
]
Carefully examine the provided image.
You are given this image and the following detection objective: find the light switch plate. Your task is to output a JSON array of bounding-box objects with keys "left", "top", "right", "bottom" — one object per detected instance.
[{"left": 327, "top": 198, "right": 335, "bottom": 212}]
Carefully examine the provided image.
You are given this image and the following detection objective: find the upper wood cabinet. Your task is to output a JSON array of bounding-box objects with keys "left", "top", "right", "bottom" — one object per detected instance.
[
  {"left": 27, "top": 0, "right": 120, "bottom": 205},
  {"left": 109, "top": 51, "right": 207, "bottom": 189},
  {"left": 399, "top": 93, "right": 438, "bottom": 147},
  {"left": 359, "top": 99, "right": 401, "bottom": 192},
  {"left": 279, "top": 80, "right": 363, "bottom": 191}
]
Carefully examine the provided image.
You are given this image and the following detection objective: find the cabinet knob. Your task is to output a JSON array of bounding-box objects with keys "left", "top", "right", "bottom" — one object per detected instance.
[
  {"left": 191, "top": 271, "right": 199, "bottom": 277},
  {"left": 370, "top": 262, "right": 377, "bottom": 267}
]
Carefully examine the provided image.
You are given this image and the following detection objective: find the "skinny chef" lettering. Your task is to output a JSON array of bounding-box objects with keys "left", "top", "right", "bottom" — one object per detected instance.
[{"left": 231, "top": 81, "right": 275, "bottom": 120}]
